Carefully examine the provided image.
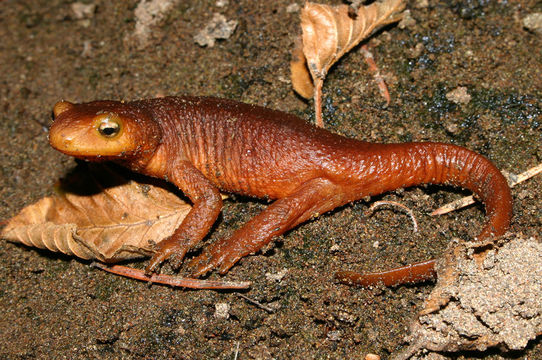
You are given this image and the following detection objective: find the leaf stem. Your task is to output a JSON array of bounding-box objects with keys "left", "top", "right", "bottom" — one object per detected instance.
[{"left": 314, "top": 78, "right": 324, "bottom": 127}]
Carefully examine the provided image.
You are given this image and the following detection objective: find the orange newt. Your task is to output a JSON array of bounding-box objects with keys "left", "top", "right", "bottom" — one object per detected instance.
[{"left": 48, "top": 96, "right": 513, "bottom": 286}]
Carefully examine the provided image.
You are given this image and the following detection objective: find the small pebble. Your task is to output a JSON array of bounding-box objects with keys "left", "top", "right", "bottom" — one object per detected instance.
[
  {"left": 287, "top": 3, "right": 300, "bottom": 13},
  {"left": 329, "top": 244, "right": 341, "bottom": 253},
  {"left": 414, "top": 0, "right": 429, "bottom": 9},
  {"left": 71, "top": 2, "right": 96, "bottom": 20},
  {"left": 446, "top": 87, "right": 471, "bottom": 105},
  {"left": 327, "top": 330, "right": 342, "bottom": 341},
  {"left": 408, "top": 42, "right": 425, "bottom": 58},
  {"left": 445, "top": 122, "right": 459, "bottom": 134},
  {"left": 81, "top": 40, "right": 93, "bottom": 58},
  {"left": 214, "top": 303, "right": 230, "bottom": 319},
  {"left": 194, "top": 13, "right": 238, "bottom": 47},
  {"left": 265, "top": 268, "right": 288, "bottom": 282},
  {"left": 399, "top": 10, "right": 416, "bottom": 29},
  {"left": 523, "top": 13, "right": 542, "bottom": 34}
]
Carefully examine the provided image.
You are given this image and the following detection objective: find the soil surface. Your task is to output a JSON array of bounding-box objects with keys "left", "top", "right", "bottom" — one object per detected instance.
[{"left": 1, "top": 0, "right": 540, "bottom": 359}]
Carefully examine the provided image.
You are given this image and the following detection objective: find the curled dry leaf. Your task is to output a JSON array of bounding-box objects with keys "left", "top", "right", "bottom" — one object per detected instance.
[
  {"left": 300, "top": 0, "right": 406, "bottom": 86},
  {"left": 291, "top": 39, "right": 314, "bottom": 99},
  {"left": 291, "top": 0, "right": 405, "bottom": 127},
  {"left": 1, "top": 164, "right": 192, "bottom": 262}
]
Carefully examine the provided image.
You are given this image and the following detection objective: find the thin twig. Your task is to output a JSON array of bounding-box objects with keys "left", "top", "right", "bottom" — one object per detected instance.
[
  {"left": 365, "top": 200, "right": 418, "bottom": 232},
  {"left": 237, "top": 293, "right": 275, "bottom": 313},
  {"left": 360, "top": 44, "right": 391, "bottom": 107},
  {"left": 233, "top": 341, "right": 240, "bottom": 360},
  {"left": 432, "top": 163, "right": 542, "bottom": 216},
  {"left": 92, "top": 262, "right": 251, "bottom": 290}
]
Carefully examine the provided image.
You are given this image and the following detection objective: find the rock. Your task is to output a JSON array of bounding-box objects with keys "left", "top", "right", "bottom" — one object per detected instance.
[
  {"left": 194, "top": 13, "right": 238, "bottom": 47},
  {"left": 523, "top": 13, "right": 542, "bottom": 35}
]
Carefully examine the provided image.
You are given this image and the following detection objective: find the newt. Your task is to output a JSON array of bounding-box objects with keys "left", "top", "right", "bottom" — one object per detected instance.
[{"left": 48, "top": 96, "right": 513, "bottom": 286}]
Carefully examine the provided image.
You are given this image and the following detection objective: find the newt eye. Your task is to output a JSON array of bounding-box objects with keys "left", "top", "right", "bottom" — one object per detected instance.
[{"left": 97, "top": 116, "right": 121, "bottom": 138}]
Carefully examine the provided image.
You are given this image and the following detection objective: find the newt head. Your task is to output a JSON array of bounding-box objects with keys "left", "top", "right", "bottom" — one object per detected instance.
[{"left": 49, "top": 100, "right": 162, "bottom": 162}]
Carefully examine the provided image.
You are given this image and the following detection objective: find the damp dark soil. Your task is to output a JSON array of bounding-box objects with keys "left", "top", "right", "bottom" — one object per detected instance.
[{"left": 0, "top": 1, "right": 540, "bottom": 359}]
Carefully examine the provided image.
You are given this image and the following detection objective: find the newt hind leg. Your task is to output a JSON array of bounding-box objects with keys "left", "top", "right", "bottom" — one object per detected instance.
[{"left": 188, "top": 177, "right": 346, "bottom": 277}]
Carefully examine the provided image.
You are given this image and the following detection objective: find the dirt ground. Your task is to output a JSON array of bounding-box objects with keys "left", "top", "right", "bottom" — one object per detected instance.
[{"left": 0, "top": 0, "right": 540, "bottom": 359}]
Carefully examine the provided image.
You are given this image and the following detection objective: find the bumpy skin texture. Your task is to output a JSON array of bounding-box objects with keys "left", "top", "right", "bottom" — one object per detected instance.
[{"left": 49, "top": 96, "right": 513, "bottom": 284}]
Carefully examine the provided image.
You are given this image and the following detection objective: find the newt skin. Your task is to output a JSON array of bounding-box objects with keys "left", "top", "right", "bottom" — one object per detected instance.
[{"left": 49, "top": 96, "right": 513, "bottom": 284}]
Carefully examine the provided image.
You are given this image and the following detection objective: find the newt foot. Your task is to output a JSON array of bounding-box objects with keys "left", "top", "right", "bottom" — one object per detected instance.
[
  {"left": 146, "top": 240, "right": 189, "bottom": 274},
  {"left": 188, "top": 244, "right": 241, "bottom": 277}
]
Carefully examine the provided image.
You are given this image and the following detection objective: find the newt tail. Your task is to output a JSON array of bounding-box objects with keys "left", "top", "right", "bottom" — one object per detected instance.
[
  {"left": 48, "top": 96, "right": 513, "bottom": 286},
  {"left": 338, "top": 141, "right": 513, "bottom": 285}
]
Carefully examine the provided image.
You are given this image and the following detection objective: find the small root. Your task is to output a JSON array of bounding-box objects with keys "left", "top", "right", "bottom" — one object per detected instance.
[
  {"left": 237, "top": 293, "right": 275, "bottom": 313},
  {"left": 365, "top": 200, "right": 418, "bottom": 233}
]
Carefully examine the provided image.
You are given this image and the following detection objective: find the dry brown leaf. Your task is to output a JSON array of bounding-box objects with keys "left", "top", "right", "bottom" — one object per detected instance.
[
  {"left": 290, "top": 40, "right": 314, "bottom": 99},
  {"left": 301, "top": 0, "right": 406, "bottom": 80},
  {"left": 1, "top": 164, "right": 192, "bottom": 262},
  {"left": 2, "top": 164, "right": 247, "bottom": 289},
  {"left": 291, "top": 0, "right": 405, "bottom": 127}
]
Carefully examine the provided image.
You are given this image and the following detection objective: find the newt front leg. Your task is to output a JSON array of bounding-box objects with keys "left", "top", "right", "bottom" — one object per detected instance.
[{"left": 146, "top": 159, "right": 223, "bottom": 273}]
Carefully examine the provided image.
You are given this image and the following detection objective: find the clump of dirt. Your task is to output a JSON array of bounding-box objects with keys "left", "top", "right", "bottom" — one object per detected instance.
[
  {"left": 193, "top": 12, "right": 238, "bottom": 47},
  {"left": 126, "top": 0, "right": 181, "bottom": 49},
  {"left": 395, "top": 235, "right": 542, "bottom": 359}
]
